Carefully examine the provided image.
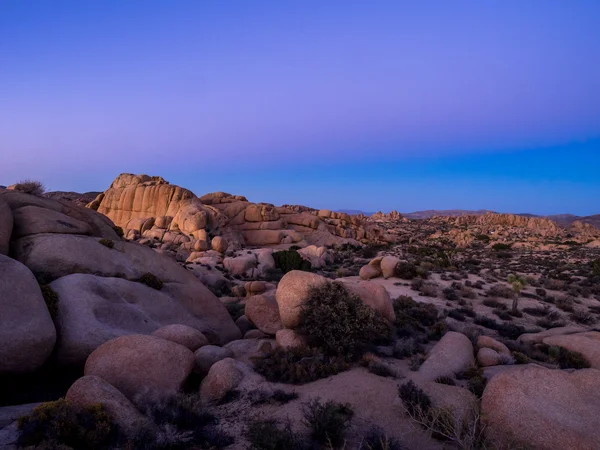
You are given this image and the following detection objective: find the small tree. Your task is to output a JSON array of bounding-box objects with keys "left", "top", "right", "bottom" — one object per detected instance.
[{"left": 507, "top": 274, "right": 527, "bottom": 314}]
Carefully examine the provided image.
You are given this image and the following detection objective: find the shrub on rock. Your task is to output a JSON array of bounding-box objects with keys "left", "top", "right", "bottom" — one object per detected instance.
[
  {"left": 138, "top": 272, "right": 163, "bottom": 290},
  {"left": 272, "top": 248, "right": 312, "bottom": 274}
]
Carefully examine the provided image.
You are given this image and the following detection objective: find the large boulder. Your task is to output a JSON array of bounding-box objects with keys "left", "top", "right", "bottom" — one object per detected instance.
[
  {"left": 245, "top": 294, "right": 283, "bottom": 335},
  {"left": 0, "top": 196, "right": 12, "bottom": 255},
  {"left": 543, "top": 332, "right": 600, "bottom": 369},
  {"left": 380, "top": 256, "right": 400, "bottom": 279},
  {"left": 359, "top": 264, "right": 381, "bottom": 280},
  {"left": 0, "top": 254, "right": 56, "bottom": 374},
  {"left": 199, "top": 358, "right": 245, "bottom": 405},
  {"left": 66, "top": 375, "right": 148, "bottom": 437},
  {"left": 211, "top": 236, "right": 228, "bottom": 253},
  {"left": 482, "top": 365, "right": 600, "bottom": 449},
  {"left": 11, "top": 205, "right": 92, "bottom": 238},
  {"left": 193, "top": 345, "right": 234, "bottom": 376},
  {"left": 418, "top": 332, "right": 474, "bottom": 381},
  {"left": 339, "top": 279, "right": 396, "bottom": 323},
  {"left": 49, "top": 274, "right": 238, "bottom": 365},
  {"left": 275, "top": 271, "right": 328, "bottom": 328},
  {"left": 85, "top": 334, "right": 194, "bottom": 401},
  {"left": 152, "top": 324, "right": 209, "bottom": 351}
]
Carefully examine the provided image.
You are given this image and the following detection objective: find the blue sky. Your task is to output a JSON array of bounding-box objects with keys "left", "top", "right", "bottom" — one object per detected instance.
[{"left": 1, "top": 1, "right": 599, "bottom": 214}]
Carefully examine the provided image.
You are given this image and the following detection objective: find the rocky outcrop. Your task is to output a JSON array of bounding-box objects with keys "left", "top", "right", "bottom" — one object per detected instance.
[
  {"left": 418, "top": 332, "right": 474, "bottom": 381},
  {"left": 482, "top": 365, "right": 600, "bottom": 449},
  {"left": 0, "top": 254, "right": 56, "bottom": 374}
]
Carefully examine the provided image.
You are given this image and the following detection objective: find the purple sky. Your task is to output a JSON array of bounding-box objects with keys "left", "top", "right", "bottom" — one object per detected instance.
[{"left": 1, "top": 1, "right": 599, "bottom": 214}]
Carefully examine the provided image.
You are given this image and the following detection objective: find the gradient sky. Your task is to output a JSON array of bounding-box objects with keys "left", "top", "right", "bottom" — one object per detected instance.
[{"left": 1, "top": 1, "right": 599, "bottom": 215}]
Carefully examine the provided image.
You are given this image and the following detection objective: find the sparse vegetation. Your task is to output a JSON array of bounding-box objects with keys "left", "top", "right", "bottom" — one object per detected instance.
[
  {"left": 98, "top": 238, "right": 114, "bottom": 249},
  {"left": 39, "top": 284, "right": 59, "bottom": 319},
  {"left": 113, "top": 226, "right": 124, "bottom": 238},
  {"left": 273, "top": 249, "right": 312, "bottom": 273},
  {"left": 12, "top": 180, "right": 45, "bottom": 196},
  {"left": 245, "top": 419, "right": 304, "bottom": 450},
  {"left": 138, "top": 272, "right": 164, "bottom": 290},
  {"left": 302, "top": 399, "right": 354, "bottom": 448},
  {"left": 398, "top": 381, "right": 431, "bottom": 416}
]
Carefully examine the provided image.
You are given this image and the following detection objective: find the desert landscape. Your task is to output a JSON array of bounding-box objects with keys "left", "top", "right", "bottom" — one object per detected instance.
[
  {"left": 1, "top": 174, "right": 599, "bottom": 450},
  {"left": 2, "top": 2, "right": 600, "bottom": 449}
]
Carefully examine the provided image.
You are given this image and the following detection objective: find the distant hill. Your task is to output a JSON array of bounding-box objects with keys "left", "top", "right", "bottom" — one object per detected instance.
[
  {"left": 403, "top": 209, "right": 495, "bottom": 220},
  {"left": 45, "top": 191, "right": 101, "bottom": 207},
  {"left": 336, "top": 209, "right": 375, "bottom": 216}
]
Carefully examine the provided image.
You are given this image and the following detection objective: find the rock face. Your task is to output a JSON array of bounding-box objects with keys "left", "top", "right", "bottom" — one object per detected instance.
[
  {"left": 0, "top": 254, "right": 56, "bottom": 374},
  {"left": 193, "top": 345, "right": 234, "bottom": 376},
  {"left": 275, "top": 271, "right": 329, "bottom": 328},
  {"left": 85, "top": 334, "right": 195, "bottom": 401},
  {"left": 359, "top": 264, "right": 381, "bottom": 280},
  {"left": 152, "top": 324, "right": 209, "bottom": 351},
  {"left": 339, "top": 279, "right": 396, "bottom": 323},
  {"left": 49, "top": 273, "right": 238, "bottom": 365},
  {"left": 0, "top": 196, "right": 12, "bottom": 255},
  {"left": 543, "top": 332, "right": 600, "bottom": 369},
  {"left": 199, "top": 358, "right": 244, "bottom": 404},
  {"left": 418, "top": 332, "right": 475, "bottom": 381},
  {"left": 482, "top": 365, "right": 600, "bottom": 450},
  {"left": 66, "top": 375, "right": 148, "bottom": 437},
  {"left": 380, "top": 256, "right": 400, "bottom": 279},
  {"left": 244, "top": 294, "right": 283, "bottom": 335}
]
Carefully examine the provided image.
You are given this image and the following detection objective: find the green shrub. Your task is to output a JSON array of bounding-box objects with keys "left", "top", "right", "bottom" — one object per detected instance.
[
  {"left": 398, "top": 381, "right": 431, "bottom": 416},
  {"left": 550, "top": 346, "right": 591, "bottom": 369},
  {"left": 17, "top": 399, "right": 116, "bottom": 449},
  {"left": 245, "top": 419, "right": 305, "bottom": 450},
  {"left": 393, "top": 338, "right": 423, "bottom": 359},
  {"left": 393, "top": 296, "right": 438, "bottom": 336},
  {"left": 272, "top": 249, "right": 312, "bottom": 274},
  {"left": 39, "top": 285, "right": 59, "bottom": 319},
  {"left": 296, "top": 282, "right": 390, "bottom": 358},
  {"left": 434, "top": 376, "right": 456, "bottom": 386},
  {"left": 570, "top": 310, "right": 597, "bottom": 325},
  {"left": 512, "top": 351, "right": 530, "bottom": 364},
  {"left": 113, "top": 226, "right": 124, "bottom": 238},
  {"left": 252, "top": 347, "right": 351, "bottom": 384},
  {"left": 475, "top": 234, "right": 490, "bottom": 243},
  {"left": 98, "top": 238, "right": 114, "bottom": 249},
  {"left": 394, "top": 262, "right": 418, "bottom": 280},
  {"left": 138, "top": 272, "right": 163, "bottom": 290},
  {"left": 492, "top": 243, "right": 512, "bottom": 251},
  {"left": 302, "top": 398, "right": 354, "bottom": 447}
]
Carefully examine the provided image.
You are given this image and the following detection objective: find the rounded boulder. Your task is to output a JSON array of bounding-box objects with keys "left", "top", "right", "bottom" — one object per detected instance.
[{"left": 275, "top": 270, "right": 328, "bottom": 328}]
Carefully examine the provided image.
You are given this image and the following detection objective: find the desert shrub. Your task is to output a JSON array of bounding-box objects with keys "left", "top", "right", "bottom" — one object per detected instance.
[
  {"left": 358, "top": 426, "right": 405, "bottom": 450},
  {"left": 272, "top": 249, "right": 312, "bottom": 274},
  {"left": 262, "top": 267, "right": 284, "bottom": 282},
  {"left": 394, "top": 262, "right": 418, "bottom": 280},
  {"left": 474, "top": 316, "right": 498, "bottom": 330},
  {"left": 482, "top": 298, "right": 506, "bottom": 309},
  {"left": 17, "top": 399, "right": 117, "bottom": 449},
  {"left": 462, "top": 325, "right": 483, "bottom": 347},
  {"left": 475, "top": 234, "right": 490, "bottom": 243},
  {"left": 39, "top": 284, "right": 59, "bottom": 319},
  {"left": 493, "top": 308, "right": 512, "bottom": 321},
  {"left": 98, "top": 238, "right": 114, "bottom": 249},
  {"left": 113, "top": 226, "right": 124, "bottom": 238},
  {"left": 393, "top": 338, "right": 423, "bottom": 358},
  {"left": 487, "top": 284, "right": 514, "bottom": 299},
  {"left": 536, "top": 313, "right": 567, "bottom": 329},
  {"left": 427, "top": 321, "right": 448, "bottom": 340},
  {"left": 393, "top": 296, "right": 438, "bottom": 336},
  {"left": 302, "top": 399, "right": 354, "bottom": 447},
  {"left": 457, "top": 367, "right": 487, "bottom": 398},
  {"left": 491, "top": 243, "right": 512, "bottom": 251},
  {"left": 272, "top": 389, "right": 299, "bottom": 404},
  {"left": 409, "top": 354, "right": 426, "bottom": 371},
  {"left": 447, "top": 308, "right": 465, "bottom": 321},
  {"left": 556, "top": 296, "right": 575, "bottom": 312},
  {"left": 252, "top": 347, "right": 351, "bottom": 384},
  {"left": 398, "top": 381, "right": 431, "bottom": 416},
  {"left": 296, "top": 282, "right": 390, "bottom": 358},
  {"left": 535, "top": 288, "right": 547, "bottom": 297},
  {"left": 249, "top": 389, "right": 299, "bottom": 406},
  {"left": 443, "top": 288, "right": 460, "bottom": 302},
  {"left": 434, "top": 376, "right": 456, "bottom": 386},
  {"left": 420, "top": 282, "right": 438, "bottom": 298},
  {"left": 570, "top": 310, "right": 597, "bottom": 325},
  {"left": 12, "top": 180, "right": 45, "bottom": 196},
  {"left": 245, "top": 419, "right": 305, "bottom": 450},
  {"left": 523, "top": 305, "right": 551, "bottom": 317},
  {"left": 512, "top": 351, "right": 530, "bottom": 364},
  {"left": 589, "top": 305, "right": 600, "bottom": 314},
  {"left": 497, "top": 323, "right": 526, "bottom": 340},
  {"left": 550, "top": 346, "right": 591, "bottom": 369},
  {"left": 138, "top": 272, "right": 164, "bottom": 290},
  {"left": 134, "top": 392, "right": 232, "bottom": 449}
]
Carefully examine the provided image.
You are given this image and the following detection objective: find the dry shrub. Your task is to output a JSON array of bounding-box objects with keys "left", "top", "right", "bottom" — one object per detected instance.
[{"left": 12, "top": 180, "right": 45, "bottom": 196}]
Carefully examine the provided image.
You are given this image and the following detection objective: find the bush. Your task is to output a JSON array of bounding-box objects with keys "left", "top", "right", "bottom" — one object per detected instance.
[
  {"left": 272, "top": 249, "right": 312, "bottom": 274},
  {"left": 550, "top": 346, "right": 591, "bottom": 369},
  {"left": 523, "top": 305, "right": 551, "bottom": 317},
  {"left": 113, "top": 226, "right": 124, "bottom": 238},
  {"left": 361, "top": 355, "right": 396, "bottom": 378},
  {"left": 475, "top": 234, "right": 490, "bottom": 243},
  {"left": 302, "top": 399, "right": 354, "bottom": 447},
  {"left": 556, "top": 296, "right": 575, "bottom": 312},
  {"left": 398, "top": 381, "right": 431, "bottom": 416},
  {"left": 358, "top": 426, "right": 405, "bottom": 450},
  {"left": 224, "top": 301, "right": 245, "bottom": 321},
  {"left": 570, "top": 310, "right": 597, "bottom": 325},
  {"left": 245, "top": 419, "right": 304, "bottom": 450},
  {"left": 12, "top": 180, "right": 45, "bottom": 196},
  {"left": 138, "top": 272, "right": 164, "bottom": 290},
  {"left": 393, "top": 296, "right": 438, "bottom": 336},
  {"left": 492, "top": 243, "right": 512, "bottom": 251},
  {"left": 434, "top": 376, "right": 456, "bottom": 386},
  {"left": 98, "top": 238, "right": 114, "bottom": 249},
  {"left": 592, "top": 259, "right": 600, "bottom": 277},
  {"left": 394, "top": 262, "right": 418, "bottom": 280},
  {"left": 40, "top": 285, "right": 59, "bottom": 319},
  {"left": 252, "top": 347, "right": 351, "bottom": 384},
  {"left": 487, "top": 284, "right": 514, "bottom": 299},
  {"left": 296, "top": 282, "right": 390, "bottom": 358},
  {"left": 17, "top": 399, "right": 117, "bottom": 449},
  {"left": 393, "top": 338, "right": 423, "bottom": 359}
]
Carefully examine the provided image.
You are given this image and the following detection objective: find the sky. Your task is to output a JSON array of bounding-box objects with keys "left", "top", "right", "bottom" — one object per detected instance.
[{"left": 1, "top": 1, "right": 599, "bottom": 215}]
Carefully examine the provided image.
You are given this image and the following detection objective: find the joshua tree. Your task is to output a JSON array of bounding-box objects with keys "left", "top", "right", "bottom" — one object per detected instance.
[{"left": 507, "top": 274, "right": 527, "bottom": 313}]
